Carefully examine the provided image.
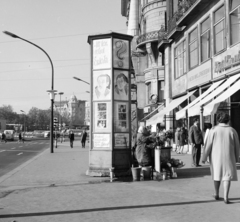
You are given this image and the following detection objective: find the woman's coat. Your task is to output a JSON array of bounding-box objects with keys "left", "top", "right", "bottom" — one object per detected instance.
[{"left": 202, "top": 124, "right": 240, "bottom": 181}]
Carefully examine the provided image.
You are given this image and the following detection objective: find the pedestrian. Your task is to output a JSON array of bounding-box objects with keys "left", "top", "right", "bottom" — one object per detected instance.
[
  {"left": 69, "top": 131, "right": 75, "bottom": 148},
  {"left": 1, "top": 132, "right": 6, "bottom": 143},
  {"left": 175, "top": 127, "right": 180, "bottom": 153},
  {"left": 18, "top": 132, "right": 22, "bottom": 143},
  {"left": 178, "top": 127, "right": 187, "bottom": 154},
  {"left": 81, "top": 130, "right": 87, "bottom": 148},
  {"left": 189, "top": 118, "right": 203, "bottom": 167},
  {"left": 202, "top": 112, "right": 240, "bottom": 204},
  {"left": 135, "top": 126, "right": 156, "bottom": 167}
]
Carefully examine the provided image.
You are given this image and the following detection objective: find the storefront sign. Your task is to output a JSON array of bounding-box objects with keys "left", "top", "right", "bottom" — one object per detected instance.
[
  {"left": 213, "top": 43, "right": 240, "bottom": 79},
  {"left": 172, "top": 75, "right": 187, "bottom": 97},
  {"left": 187, "top": 60, "right": 211, "bottom": 89},
  {"left": 93, "top": 134, "right": 110, "bottom": 148},
  {"left": 93, "top": 39, "right": 111, "bottom": 70}
]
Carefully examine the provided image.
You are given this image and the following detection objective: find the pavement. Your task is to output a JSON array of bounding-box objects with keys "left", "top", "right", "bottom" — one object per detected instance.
[{"left": 0, "top": 141, "right": 240, "bottom": 222}]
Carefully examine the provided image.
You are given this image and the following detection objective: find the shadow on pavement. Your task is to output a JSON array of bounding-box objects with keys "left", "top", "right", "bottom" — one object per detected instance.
[{"left": 1, "top": 198, "right": 240, "bottom": 219}]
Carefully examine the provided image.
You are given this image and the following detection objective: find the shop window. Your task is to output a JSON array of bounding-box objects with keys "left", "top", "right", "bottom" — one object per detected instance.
[
  {"left": 174, "top": 40, "right": 186, "bottom": 78},
  {"left": 189, "top": 28, "right": 198, "bottom": 69},
  {"left": 229, "top": 0, "right": 240, "bottom": 45},
  {"left": 158, "top": 80, "right": 164, "bottom": 102},
  {"left": 200, "top": 17, "right": 211, "bottom": 62},
  {"left": 213, "top": 5, "right": 226, "bottom": 54}
]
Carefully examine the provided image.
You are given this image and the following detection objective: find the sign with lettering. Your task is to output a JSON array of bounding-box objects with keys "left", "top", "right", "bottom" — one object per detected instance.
[
  {"left": 187, "top": 60, "right": 211, "bottom": 89},
  {"left": 213, "top": 43, "right": 240, "bottom": 79},
  {"left": 93, "top": 39, "right": 111, "bottom": 70},
  {"left": 172, "top": 75, "right": 187, "bottom": 97},
  {"left": 114, "top": 133, "right": 129, "bottom": 148},
  {"left": 113, "top": 39, "right": 129, "bottom": 69},
  {"left": 93, "top": 134, "right": 110, "bottom": 148}
]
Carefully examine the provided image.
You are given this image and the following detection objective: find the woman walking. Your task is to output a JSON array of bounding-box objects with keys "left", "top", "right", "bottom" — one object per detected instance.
[
  {"left": 202, "top": 112, "right": 240, "bottom": 204},
  {"left": 178, "top": 127, "right": 187, "bottom": 154},
  {"left": 175, "top": 127, "right": 180, "bottom": 153}
]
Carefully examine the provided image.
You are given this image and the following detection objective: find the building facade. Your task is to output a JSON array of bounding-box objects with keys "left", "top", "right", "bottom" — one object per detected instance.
[
  {"left": 54, "top": 95, "right": 86, "bottom": 128},
  {"left": 122, "top": 0, "right": 167, "bottom": 127},
  {"left": 157, "top": 0, "right": 240, "bottom": 136}
]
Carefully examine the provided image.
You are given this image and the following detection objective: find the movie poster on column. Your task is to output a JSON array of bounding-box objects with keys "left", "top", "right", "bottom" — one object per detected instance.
[
  {"left": 114, "top": 102, "right": 129, "bottom": 132},
  {"left": 93, "top": 70, "right": 112, "bottom": 101},
  {"left": 113, "top": 38, "right": 129, "bottom": 69},
  {"left": 93, "top": 38, "right": 111, "bottom": 70},
  {"left": 114, "top": 133, "right": 129, "bottom": 148},
  {"left": 94, "top": 102, "right": 111, "bottom": 132},
  {"left": 114, "top": 70, "right": 129, "bottom": 101}
]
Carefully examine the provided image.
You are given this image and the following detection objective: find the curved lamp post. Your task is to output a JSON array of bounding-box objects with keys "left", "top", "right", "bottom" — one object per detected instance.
[
  {"left": 73, "top": 77, "right": 90, "bottom": 85},
  {"left": 3, "top": 31, "right": 56, "bottom": 153}
]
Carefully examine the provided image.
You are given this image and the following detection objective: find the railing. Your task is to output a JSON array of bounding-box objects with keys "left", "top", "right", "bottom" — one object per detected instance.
[
  {"left": 136, "top": 30, "right": 159, "bottom": 45},
  {"left": 167, "top": 0, "right": 198, "bottom": 34}
]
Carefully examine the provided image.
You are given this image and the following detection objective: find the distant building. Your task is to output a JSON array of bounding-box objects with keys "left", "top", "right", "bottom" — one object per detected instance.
[{"left": 54, "top": 95, "right": 86, "bottom": 128}]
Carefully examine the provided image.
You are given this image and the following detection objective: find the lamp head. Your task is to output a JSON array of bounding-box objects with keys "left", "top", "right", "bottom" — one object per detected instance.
[{"left": 3, "top": 31, "right": 20, "bottom": 38}]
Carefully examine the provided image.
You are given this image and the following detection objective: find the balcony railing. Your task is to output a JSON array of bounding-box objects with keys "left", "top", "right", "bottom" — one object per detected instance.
[
  {"left": 167, "top": 0, "right": 197, "bottom": 34},
  {"left": 136, "top": 30, "right": 159, "bottom": 46}
]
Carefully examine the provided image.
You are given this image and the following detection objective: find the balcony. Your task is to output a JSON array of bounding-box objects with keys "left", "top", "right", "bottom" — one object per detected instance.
[
  {"left": 167, "top": 0, "right": 217, "bottom": 39},
  {"left": 136, "top": 26, "right": 167, "bottom": 49}
]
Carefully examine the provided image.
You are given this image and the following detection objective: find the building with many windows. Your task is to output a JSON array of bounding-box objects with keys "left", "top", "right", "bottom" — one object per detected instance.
[{"left": 122, "top": 0, "right": 240, "bottom": 138}]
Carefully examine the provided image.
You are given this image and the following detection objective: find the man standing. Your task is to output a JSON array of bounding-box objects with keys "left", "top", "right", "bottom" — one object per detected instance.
[
  {"left": 81, "top": 130, "right": 87, "bottom": 148},
  {"left": 69, "top": 131, "right": 75, "bottom": 148},
  {"left": 189, "top": 118, "right": 203, "bottom": 167}
]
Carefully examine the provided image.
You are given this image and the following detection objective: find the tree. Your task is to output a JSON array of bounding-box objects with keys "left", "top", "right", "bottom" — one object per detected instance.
[{"left": 0, "top": 105, "right": 19, "bottom": 123}]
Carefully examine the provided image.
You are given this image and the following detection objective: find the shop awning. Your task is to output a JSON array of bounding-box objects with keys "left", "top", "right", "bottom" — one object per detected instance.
[
  {"left": 204, "top": 78, "right": 240, "bottom": 116},
  {"left": 175, "top": 80, "right": 224, "bottom": 120},
  {"left": 188, "top": 74, "right": 240, "bottom": 117},
  {"left": 141, "top": 103, "right": 164, "bottom": 121},
  {"left": 146, "top": 90, "right": 196, "bottom": 126}
]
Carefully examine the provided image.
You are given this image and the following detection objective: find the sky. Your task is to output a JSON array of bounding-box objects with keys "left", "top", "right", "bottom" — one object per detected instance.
[{"left": 0, "top": 0, "right": 127, "bottom": 114}]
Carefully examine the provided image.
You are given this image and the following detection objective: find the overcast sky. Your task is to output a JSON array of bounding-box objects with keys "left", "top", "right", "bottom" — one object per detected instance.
[{"left": 0, "top": 0, "right": 127, "bottom": 113}]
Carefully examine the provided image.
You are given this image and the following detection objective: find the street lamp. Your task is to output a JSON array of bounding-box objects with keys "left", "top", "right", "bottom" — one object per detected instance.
[
  {"left": 20, "top": 110, "right": 26, "bottom": 133},
  {"left": 3, "top": 31, "right": 56, "bottom": 153},
  {"left": 73, "top": 77, "right": 90, "bottom": 85}
]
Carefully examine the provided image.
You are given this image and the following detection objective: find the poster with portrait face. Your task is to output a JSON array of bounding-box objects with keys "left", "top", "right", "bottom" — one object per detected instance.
[
  {"left": 114, "top": 102, "right": 129, "bottom": 132},
  {"left": 114, "top": 133, "right": 129, "bottom": 148},
  {"left": 113, "top": 39, "right": 129, "bottom": 69},
  {"left": 93, "top": 70, "right": 112, "bottom": 101},
  {"left": 94, "top": 102, "right": 111, "bottom": 132},
  {"left": 93, "top": 39, "right": 111, "bottom": 70},
  {"left": 114, "top": 70, "right": 129, "bottom": 101}
]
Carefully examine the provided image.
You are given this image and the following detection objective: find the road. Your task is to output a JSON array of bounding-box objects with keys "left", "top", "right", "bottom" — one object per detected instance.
[{"left": 0, "top": 139, "right": 50, "bottom": 177}]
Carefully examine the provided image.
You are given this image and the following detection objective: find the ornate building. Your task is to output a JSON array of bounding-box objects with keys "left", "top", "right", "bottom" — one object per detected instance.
[{"left": 54, "top": 95, "right": 86, "bottom": 128}]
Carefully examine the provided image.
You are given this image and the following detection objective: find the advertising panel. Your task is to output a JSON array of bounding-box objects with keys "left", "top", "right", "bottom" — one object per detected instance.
[
  {"left": 93, "top": 134, "right": 110, "bottom": 148},
  {"left": 213, "top": 43, "right": 240, "bottom": 79},
  {"left": 113, "top": 38, "right": 129, "bottom": 69},
  {"left": 114, "top": 102, "right": 129, "bottom": 132},
  {"left": 93, "top": 39, "right": 111, "bottom": 70},
  {"left": 114, "top": 133, "right": 129, "bottom": 148},
  {"left": 172, "top": 75, "right": 187, "bottom": 97},
  {"left": 93, "top": 70, "right": 112, "bottom": 101},
  {"left": 94, "top": 102, "right": 111, "bottom": 132},
  {"left": 114, "top": 70, "right": 129, "bottom": 101}
]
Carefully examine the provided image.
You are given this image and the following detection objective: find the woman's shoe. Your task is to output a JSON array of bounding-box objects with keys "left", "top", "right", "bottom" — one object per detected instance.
[
  {"left": 213, "top": 194, "right": 219, "bottom": 200},
  {"left": 224, "top": 199, "right": 230, "bottom": 204}
]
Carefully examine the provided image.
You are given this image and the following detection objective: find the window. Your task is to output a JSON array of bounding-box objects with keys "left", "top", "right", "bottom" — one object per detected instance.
[
  {"left": 200, "top": 17, "right": 211, "bottom": 62},
  {"left": 229, "top": 0, "right": 240, "bottom": 45},
  {"left": 147, "top": 82, "right": 151, "bottom": 104},
  {"left": 189, "top": 28, "right": 198, "bottom": 69},
  {"left": 213, "top": 6, "right": 226, "bottom": 54},
  {"left": 174, "top": 40, "right": 186, "bottom": 78},
  {"left": 158, "top": 81, "right": 164, "bottom": 102}
]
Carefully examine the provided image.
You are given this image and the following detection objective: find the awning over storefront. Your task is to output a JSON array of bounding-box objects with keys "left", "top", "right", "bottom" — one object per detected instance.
[
  {"left": 188, "top": 74, "right": 240, "bottom": 117},
  {"left": 175, "top": 80, "right": 224, "bottom": 120},
  {"left": 204, "top": 78, "right": 240, "bottom": 116},
  {"left": 141, "top": 103, "right": 164, "bottom": 122},
  {"left": 146, "top": 90, "right": 196, "bottom": 126}
]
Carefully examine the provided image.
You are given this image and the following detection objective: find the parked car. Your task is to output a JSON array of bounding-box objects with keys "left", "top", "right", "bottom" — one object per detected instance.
[
  {"left": 43, "top": 131, "right": 50, "bottom": 138},
  {"left": 4, "top": 130, "right": 15, "bottom": 141}
]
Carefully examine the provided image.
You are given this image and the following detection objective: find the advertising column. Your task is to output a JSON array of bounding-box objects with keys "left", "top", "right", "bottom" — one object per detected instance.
[{"left": 87, "top": 33, "right": 133, "bottom": 176}]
